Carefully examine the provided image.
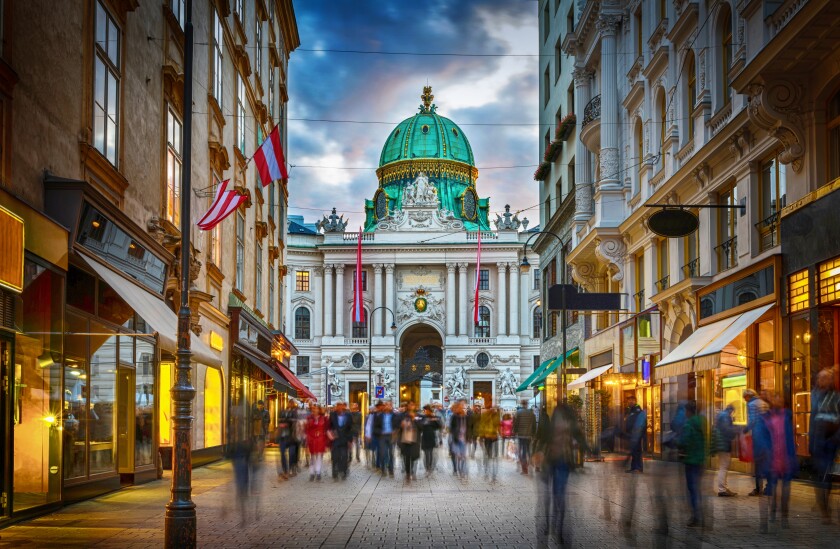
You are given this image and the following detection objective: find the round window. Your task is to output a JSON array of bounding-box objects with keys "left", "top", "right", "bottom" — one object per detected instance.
[
  {"left": 463, "top": 188, "right": 477, "bottom": 220},
  {"left": 452, "top": 128, "right": 459, "bottom": 137},
  {"left": 421, "top": 124, "right": 430, "bottom": 134},
  {"left": 476, "top": 352, "right": 489, "bottom": 369},
  {"left": 351, "top": 353, "right": 365, "bottom": 369}
]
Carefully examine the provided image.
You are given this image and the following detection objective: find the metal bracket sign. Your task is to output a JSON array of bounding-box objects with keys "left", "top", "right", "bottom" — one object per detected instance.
[{"left": 547, "top": 284, "right": 622, "bottom": 311}]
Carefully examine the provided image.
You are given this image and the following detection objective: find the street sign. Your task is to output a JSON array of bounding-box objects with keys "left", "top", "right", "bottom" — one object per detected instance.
[
  {"left": 547, "top": 284, "right": 621, "bottom": 311},
  {"left": 647, "top": 208, "right": 699, "bottom": 238},
  {"left": 375, "top": 386, "right": 385, "bottom": 399}
]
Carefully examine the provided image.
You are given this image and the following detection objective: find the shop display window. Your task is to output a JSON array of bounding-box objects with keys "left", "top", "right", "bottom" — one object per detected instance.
[
  {"left": 716, "top": 328, "right": 748, "bottom": 428},
  {"left": 89, "top": 321, "right": 117, "bottom": 475},
  {"left": 159, "top": 361, "right": 173, "bottom": 446},
  {"left": 135, "top": 339, "right": 155, "bottom": 466},
  {"left": 204, "top": 368, "right": 223, "bottom": 448},
  {"left": 790, "top": 314, "right": 811, "bottom": 455},
  {"left": 64, "top": 313, "right": 89, "bottom": 480}
]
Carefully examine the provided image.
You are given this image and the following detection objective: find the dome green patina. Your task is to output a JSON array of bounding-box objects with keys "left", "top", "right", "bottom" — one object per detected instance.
[{"left": 365, "top": 86, "right": 489, "bottom": 231}]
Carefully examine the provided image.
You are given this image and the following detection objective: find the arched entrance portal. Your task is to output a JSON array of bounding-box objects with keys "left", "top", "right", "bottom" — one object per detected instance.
[{"left": 399, "top": 324, "right": 443, "bottom": 406}]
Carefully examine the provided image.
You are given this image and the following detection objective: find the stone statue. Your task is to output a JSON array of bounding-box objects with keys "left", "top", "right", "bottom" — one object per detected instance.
[
  {"left": 317, "top": 207, "right": 348, "bottom": 233},
  {"left": 403, "top": 172, "right": 438, "bottom": 206},
  {"left": 374, "top": 368, "right": 395, "bottom": 401},
  {"left": 445, "top": 366, "right": 467, "bottom": 400},
  {"left": 498, "top": 367, "right": 518, "bottom": 396},
  {"left": 327, "top": 365, "right": 343, "bottom": 400}
]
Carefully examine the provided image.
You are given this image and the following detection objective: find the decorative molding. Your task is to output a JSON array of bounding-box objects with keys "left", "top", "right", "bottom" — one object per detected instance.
[
  {"left": 692, "top": 161, "right": 711, "bottom": 189},
  {"left": 747, "top": 80, "right": 805, "bottom": 172},
  {"left": 594, "top": 237, "right": 627, "bottom": 282}
]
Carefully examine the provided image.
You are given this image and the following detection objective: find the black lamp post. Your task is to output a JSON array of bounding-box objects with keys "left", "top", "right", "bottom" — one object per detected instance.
[
  {"left": 368, "top": 306, "right": 397, "bottom": 408},
  {"left": 520, "top": 231, "right": 570, "bottom": 405},
  {"left": 166, "top": 0, "right": 196, "bottom": 546}
]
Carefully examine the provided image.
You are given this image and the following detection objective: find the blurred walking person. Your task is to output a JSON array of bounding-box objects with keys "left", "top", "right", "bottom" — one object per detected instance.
[
  {"left": 306, "top": 404, "right": 329, "bottom": 481},
  {"left": 513, "top": 399, "right": 536, "bottom": 474},
  {"left": 420, "top": 404, "right": 441, "bottom": 475},
  {"left": 350, "top": 402, "right": 363, "bottom": 463},
  {"left": 479, "top": 404, "right": 501, "bottom": 482},
  {"left": 251, "top": 400, "right": 270, "bottom": 461},
  {"left": 762, "top": 393, "right": 797, "bottom": 531},
  {"left": 810, "top": 367, "right": 840, "bottom": 523},
  {"left": 364, "top": 405, "right": 376, "bottom": 469},
  {"left": 373, "top": 401, "right": 396, "bottom": 477},
  {"left": 679, "top": 401, "right": 707, "bottom": 528},
  {"left": 449, "top": 400, "right": 469, "bottom": 477},
  {"left": 715, "top": 403, "right": 738, "bottom": 496},
  {"left": 329, "top": 401, "right": 353, "bottom": 480},
  {"left": 275, "top": 400, "right": 299, "bottom": 480},
  {"left": 623, "top": 396, "right": 647, "bottom": 473},
  {"left": 743, "top": 389, "right": 770, "bottom": 496},
  {"left": 467, "top": 404, "right": 481, "bottom": 459},
  {"left": 533, "top": 403, "right": 588, "bottom": 545},
  {"left": 398, "top": 402, "right": 421, "bottom": 484}
]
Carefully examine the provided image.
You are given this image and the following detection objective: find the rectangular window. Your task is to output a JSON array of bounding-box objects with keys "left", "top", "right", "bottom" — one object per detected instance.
[
  {"left": 268, "top": 69, "right": 275, "bottom": 121},
  {"left": 170, "top": 0, "right": 185, "bottom": 27},
  {"left": 758, "top": 154, "right": 786, "bottom": 251},
  {"left": 255, "top": 242, "right": 263, "bottom": 310},
  {"left": 235, "top": 0, "right": 243, "bottom": 18},
  {"left": 267, "top": 181, "right": 275, "bottom": 221},
  {"left": 533, "top": 267, "right": 541, "bottom": 290},
  {"left": 635, "top": 251, "right": 645, "bottom": 310},
  {"left": 687, "top": 54, "right": 696, "bottom": 140},
  {"left": 235, "top": 212, "right": 245, "bottom": 292},
  {"left": 255, "top": 19, "right": 262, "bottom": 79},
  {"left": 567, "top": 83, "right": 574, "bottom": 114},
  {"left": 213, "top": 10, "right": 223, "bottom": 110},
  {"left": 544, "top": 67, "right": 550, "bottom": 106},
  {"left": 657, "top": 239, "right": 669, "bottom": 291},
  {"left": 296, "top": 270, "right": 310, "bottom": 292},
  {"left": 718, "top": 186, "right": 738, "bottom": 271},
  {"left": 635, "top": 10, "right": 642, "bottom": 58},
  {"left": 554, "top": 38, "right": 562, "bottom": 81},
  {"left": 543, "top": 3, "right": 550, "bottom": 43},
  {"left": 788, "top": 269, "right": 809, "bottom": 313},
  {"left": 165, "top": 108, "right": 182, "bottom": 225},
  {"left": 296, "top": 356, "right": 310, "bottom": 376},
  {"left": 353, "top": 269, "right": 368, "bottom": 291},
  {"left": 237, "top": 74, "right": 246, "bottom": 153},
  {"left": 477, "top": 269, "right": 489, "bottom": 291},
  {"left": 722, "top": 22, "right": 733, "bottom": 106},
  {"left": 352, "top": 309, "right": 368, "bottom": 338},
  {"left": 818, "top": 257, "right": 840, "bottom": 304},
  {"left": 268, "top": 264, "right": 275, "bottom": 326},
  {"left": 209, "top": 280, "right": 222, "bottom": 310},
  {"left": 93, "top": 0, "right": 120, "bottom": 165},
  {"left": 683, "top": 228, "right": 699, "bottom": 278},
  {"left": 209, "top": 177, "right": 222, "bottom": 266}
]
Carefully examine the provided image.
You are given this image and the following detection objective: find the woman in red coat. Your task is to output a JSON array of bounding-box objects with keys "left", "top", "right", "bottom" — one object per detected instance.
[{"left": 306, "top": 405, "right": 328, "bottom": 481}]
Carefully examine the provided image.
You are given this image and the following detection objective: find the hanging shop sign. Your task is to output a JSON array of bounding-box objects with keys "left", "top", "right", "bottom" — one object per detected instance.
[
  {"left": 0, "top": 205, "right": 24, "bottom": 292},
  {"left": 647, "top": 209, "right": 699, "bottom": 238}
]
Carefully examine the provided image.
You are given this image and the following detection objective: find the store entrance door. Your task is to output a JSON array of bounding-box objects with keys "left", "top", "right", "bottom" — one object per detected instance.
[
  {"left": 117, "top": 366, "right": 135, "bottom": 477},
  {"left": 0, "top": 335, "right": 12, "bottom": 519}
]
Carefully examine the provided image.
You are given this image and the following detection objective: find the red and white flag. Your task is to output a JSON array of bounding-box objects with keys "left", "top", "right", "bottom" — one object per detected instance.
[
  {"left": 473, "top": 230, "right": 482, "bottom": 325},
  {"left": 352, "top": 228, "right": 364, "bottom": 324},
  {"left": 196, "top": 179, "right": 247, "bottom": 230},
  {"left": 253, "top": 124, "right": 289, "bottom": 187}
]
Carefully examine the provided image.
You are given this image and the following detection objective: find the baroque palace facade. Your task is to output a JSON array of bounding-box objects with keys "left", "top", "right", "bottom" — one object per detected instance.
[
  {"left": 287, "top": 89, "right": 541, "bottom": 410},
  {"left": 0, "top": 0, "right": 302, "bottom": 523},
  {"left": 538, "top": 0, "right": 840, "bottom": 468}
]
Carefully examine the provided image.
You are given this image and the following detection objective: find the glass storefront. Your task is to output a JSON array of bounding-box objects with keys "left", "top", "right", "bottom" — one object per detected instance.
[
  {"left": 204, "top": 368, "right": 223, "bottom": 448},
  {"left": 229, "top": 355, "right": 269, "bottom": 444},
  {"left": 12, "top": 259, "right": 63, "bottom": 512}
]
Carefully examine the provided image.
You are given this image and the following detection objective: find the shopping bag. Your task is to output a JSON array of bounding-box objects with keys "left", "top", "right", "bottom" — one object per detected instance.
[{"left": 739, "top": 433, "right": 753, "bottom": 463}]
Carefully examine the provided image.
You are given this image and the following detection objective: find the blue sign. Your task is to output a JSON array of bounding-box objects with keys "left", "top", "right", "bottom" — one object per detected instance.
[
  {"left": 375, "top": 386, "right": 385, "bottom": 399},
  {"left": 642, "top": 358, "right": 651, "bottom": 384}
]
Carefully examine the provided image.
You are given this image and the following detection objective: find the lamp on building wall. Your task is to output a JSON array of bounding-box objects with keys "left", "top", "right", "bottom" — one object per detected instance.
[{"left": 803, "top": 331, "right": 812, "bottom": 344}]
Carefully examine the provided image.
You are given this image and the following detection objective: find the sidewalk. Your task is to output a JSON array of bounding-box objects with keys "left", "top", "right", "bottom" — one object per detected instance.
[{"left": 0, "top": 449, "right": 838, "bottom": 548}]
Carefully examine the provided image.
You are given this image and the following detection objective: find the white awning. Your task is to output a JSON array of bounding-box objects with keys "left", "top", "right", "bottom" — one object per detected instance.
[
  {"left": 81, "top": 253, "right": 223, "bottom": 368},
  {"left": 567, "top": 364, "right": 614, "bottom": 391},
  {"left": 656, "top": 303, "right": 773, "bottom": 380}
]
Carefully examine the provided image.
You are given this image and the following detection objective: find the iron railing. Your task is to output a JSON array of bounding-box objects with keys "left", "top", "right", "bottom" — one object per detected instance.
[
  {"left": 756, "top": 212, "right": 780, "bottom": 252},
  {"left": 633, "top": 289, "right": 645, "bottom": 311},
  {"left": 715, "top": 236, "right": 738, "bottom": 272},
  {"left": 582, "top": 94, "right": 601, "bottom": 127},
  {"left": 682, "top": 258, "right": 700, "bottom": 278},
  {"left": 655, "top": 275, "right": 670, "bottom": 293}
]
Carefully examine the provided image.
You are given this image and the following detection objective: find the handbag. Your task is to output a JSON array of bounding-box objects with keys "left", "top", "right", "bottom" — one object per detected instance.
[{"left": 739, "top": 433, "right": 753, "bottom": 463}]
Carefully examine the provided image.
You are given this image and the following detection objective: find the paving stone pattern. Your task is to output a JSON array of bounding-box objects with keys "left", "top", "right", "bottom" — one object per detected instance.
[{"left": 0, "top": 449, "right": 838, "bottom": 548}]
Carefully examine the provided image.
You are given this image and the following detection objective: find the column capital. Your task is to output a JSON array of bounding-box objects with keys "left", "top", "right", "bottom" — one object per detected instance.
[
  {"left": 497, "top": 262, "right": 508, "bottom": 272},
  {"left": 373, "top": 263, "right": 384, "bottom": 273},
  {"left": 446, "top": 262, "right": 457, "bottom": 273},
  {"left": 311, "top": 266, "right": 324, "bottom": 276},
  {"left": 384, "top": 263, "right": 395, "bottom": 274},
  {"left": 573, "top": 67, "right": 594, "bottom": 86},
  {"left": 457, "top": 262, "right": 469, "bottom": 271},
  {"left": 334, "top": 264, "right": 345, "bottom": 275},
  {"left": 596, "top": 14, "right": 621, "bottom": 36},
  {"left": 324, "top": 264, "right": 334, "bottom": 274}
]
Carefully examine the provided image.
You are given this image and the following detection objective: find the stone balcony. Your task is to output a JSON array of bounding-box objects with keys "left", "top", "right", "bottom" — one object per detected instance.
[{"left": 580, "top": 94, "right": 600, "bottom": 154}]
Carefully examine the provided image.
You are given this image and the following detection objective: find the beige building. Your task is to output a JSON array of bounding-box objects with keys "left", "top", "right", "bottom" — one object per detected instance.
[{"left": 0, "top": 0, "right": 299, "bottom": 521}]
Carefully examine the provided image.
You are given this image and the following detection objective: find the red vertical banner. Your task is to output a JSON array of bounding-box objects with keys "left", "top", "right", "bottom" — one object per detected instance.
[
  {"left": 353, "top": 228, "right": 363, "bottom": 323},
  {"left": 473, "top": 230, "right": 482, "bottom": 325}
]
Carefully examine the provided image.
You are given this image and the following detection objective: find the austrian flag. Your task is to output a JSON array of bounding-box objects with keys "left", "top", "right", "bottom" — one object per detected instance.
[
  {"left": 196, "top": 179, "right": 247, "bottom": 231},
  {"left": 253, "top": 124, "right": 289, "bottom": 186}
]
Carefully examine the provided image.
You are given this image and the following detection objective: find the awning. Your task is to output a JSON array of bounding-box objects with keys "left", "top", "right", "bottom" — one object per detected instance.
[
  {"left": 274, "top": 361, "right": 317, "bottom": 401},
  {"left": 655, "top": 303, "right": 774, "bottom": 380},
  {"left": 81, "top": 253, "right": 222, "bottom": 368},
  {"left": 235, "top": 343, "right": 291, "bottom": 391},
  {"left": 516, "top": 356, "right": 557, "bottom": 392},
  {"left": 567, "top": 364, "right": 614, "bottom": 391},
  {"left": 530, "top": 347, "right": 579, "bottom": 388}
]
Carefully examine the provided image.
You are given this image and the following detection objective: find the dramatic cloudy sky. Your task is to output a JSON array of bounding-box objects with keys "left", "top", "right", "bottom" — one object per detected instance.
[{"left": 287, "top": 0, "right": 540, "bottom": 227}]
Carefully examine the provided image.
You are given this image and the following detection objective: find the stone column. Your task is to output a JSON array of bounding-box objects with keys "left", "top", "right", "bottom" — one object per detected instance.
[
  {"left": 457, "top": 263, "right": 468, "bottom": 336},
  {"left": 446, "top": 263, "right": 457, "bottom": 336},
  {"left": 385, "top": 264, "right": 395, "bottom": 328},
  {"left": 520, "top": 268, "right": 530, "bottom": 336},
  {"left": 323, "top": 265, "right": 334, "bottom": 336},
  {"left": 373, "top": 264, "right": 384, "bottom": 337},
  {"left": 509, "top": 261, "right": 520, "bottom": 337},
  {"left": 497, "top": 263, "right": 508, "bottom": 336},
  {"left": 285, "top": 266, "right": 295, "bottom": 335},
  {"left": 335, "top": 265, "right": 345, "bottom": 337},
  {"left": 598, "top": 15, "right": 621, "bottom": 191},
  {"left": 573, "top": 67, "right": 594, "bottom": 227},
  {"left": 312, "top": 266, "right": 323, "bottom": 337}
]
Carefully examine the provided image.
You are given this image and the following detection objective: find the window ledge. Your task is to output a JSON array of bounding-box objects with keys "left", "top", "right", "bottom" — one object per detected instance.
[
  {"left": 232, "top": 288, "right": 247, "bottom": 303},
  {"left": 79, "top": 140, "right": 128, "bottom": 206},
  {"left": 207, "top": 262, "right": 225, "bottom": 284}
]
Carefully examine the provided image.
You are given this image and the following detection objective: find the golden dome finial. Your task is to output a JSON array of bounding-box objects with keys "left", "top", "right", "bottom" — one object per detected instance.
[{"left": 420, "top": 85, "right": 434, "bottom": 112}]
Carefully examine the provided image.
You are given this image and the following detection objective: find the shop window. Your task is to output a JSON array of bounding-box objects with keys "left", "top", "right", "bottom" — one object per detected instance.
[
  {"left": 757, "top": 319, "right": 776, "bottom": 393},
  {"left": 134, "top": 339, "right": 155, "bottom": 466},
  {"left": 204, "top": 367, "right": 223, "bottom": 448},
  {"left": 13, "top": 259, "right": 63, "bottom": 511},
  {"left": 89, "top": 321, "right": 117, "bottom": 475},
  {"left": 698, "top": 265, "right": 774, "bottom": 320},
  {"left": 790, "top": 313, "right": 812, "bottom": 455},
  {"left": 818, "top": 257, "right": 840, "bottom": 303},
  {"left": 63, "top": 313, "right": 89, "bottom": 480},
  {"left": 67, "top": 265, "right": 96, "bottom": 314},
  {"left": 788, "top": 269, "right": 810, "bottom": 313}
]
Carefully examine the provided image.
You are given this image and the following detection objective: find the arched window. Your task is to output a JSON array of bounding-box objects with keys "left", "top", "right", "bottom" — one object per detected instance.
[
  {"left": 352, "top": 308, "right": 368, "bottom": 338},
  {"left": 658, "top": 91, "right": 667, "bottom": 171},
  {"left": 634, "top": 119, "right": 644, "bottom": 192},
  {"left": 828, "top": 89, "right": 840, "bottom": 181},
  {"left": 476, "top": 305, "right": 491, "bottom": 338},
  {"left": 532, "top": 306, "right": 543, "bottom": 338},
  {"left": 685, "top": 51, "right": 696, "bottom": 141},
  {"left": 720, "top": 4, "right": 733, "bottom": 107},
  {"left": 294, "top": 307, "right": 310, "bottom": 339}
]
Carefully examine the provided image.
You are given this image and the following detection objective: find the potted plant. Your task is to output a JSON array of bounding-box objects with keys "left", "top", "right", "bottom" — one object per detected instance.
[{"left": 555, "top": 113, "right": 577, "bottom": 141}]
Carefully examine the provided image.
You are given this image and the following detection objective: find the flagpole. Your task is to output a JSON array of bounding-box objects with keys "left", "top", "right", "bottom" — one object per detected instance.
[{"left": 165, "top": 0, "right": 197, "bottom": 545}]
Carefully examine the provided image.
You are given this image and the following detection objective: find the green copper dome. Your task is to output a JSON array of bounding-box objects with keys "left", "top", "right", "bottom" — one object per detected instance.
[
  {"left": 378, "top": 111, "right": 474, "bottom": 166},
  {"left": 365, "top": 86, "right": 490, "bottom": 232}
]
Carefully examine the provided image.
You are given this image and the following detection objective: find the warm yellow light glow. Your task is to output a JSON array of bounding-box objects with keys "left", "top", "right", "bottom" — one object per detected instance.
[
  {"left": 803, "top": 331, "right": 812, "bottom": 344},
  {"left": 737, "top": 349, "right": 747, "bottom": 366},
  {"left": 92, "top": 220, "right": 101, "bottom": 228},
  {"left": 160, "top": 362, "right": 173, "bottom": 446},
  {"left": 209, "top": 331, "right": 224, "bottom": 351},
  {"left": 204, "top": 368, "right": 223, "bottom": 447},
  {"left": 43, "top": 415, "right": 56, "bottom": 424}
]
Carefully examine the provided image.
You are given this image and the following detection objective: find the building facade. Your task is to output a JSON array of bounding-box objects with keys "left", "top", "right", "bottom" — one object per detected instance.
[
  {"left": 553, "top": 0, "right": 840, "bottom": 463},
  {"left": 0, "top": 0, "right": 300, "bottom": 523},
  {"left": 287, "top": 89, "right": 541, "bottom": 410}
]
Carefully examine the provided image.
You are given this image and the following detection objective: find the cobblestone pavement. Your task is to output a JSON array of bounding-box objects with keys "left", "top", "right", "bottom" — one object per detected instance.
[{"left": 1, "top": 447, "right": 839, "bottom": 548}]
